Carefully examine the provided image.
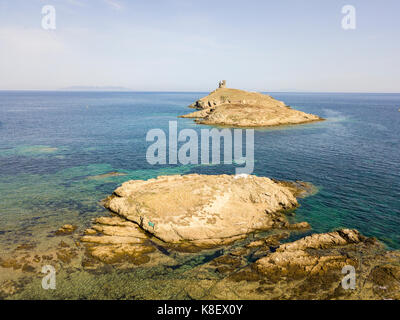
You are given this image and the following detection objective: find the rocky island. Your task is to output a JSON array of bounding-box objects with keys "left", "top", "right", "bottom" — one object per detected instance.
[
  {"left": 99, "top": 174, "right": 311, "bottom": 248},
  {"left": 180, "top": 81, "right": 324, "bottom": 127}
]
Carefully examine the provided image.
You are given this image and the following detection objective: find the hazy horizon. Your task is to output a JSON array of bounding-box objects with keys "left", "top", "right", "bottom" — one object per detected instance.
[
  {"left": 1, "top": 0, "right": 400, "bottom": 92},
  {"left": 2, "top": 88, "right": 400, "bottom": 94}
]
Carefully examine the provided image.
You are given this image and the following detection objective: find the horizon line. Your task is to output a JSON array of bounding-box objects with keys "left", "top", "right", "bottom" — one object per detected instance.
[{"left": 1, "top": 89, "right": 400, "bottom": 94}]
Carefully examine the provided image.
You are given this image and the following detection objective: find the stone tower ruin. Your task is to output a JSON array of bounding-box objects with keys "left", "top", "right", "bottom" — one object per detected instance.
[{"left": 218, "top": 80, "right": 226, "bottom": 89}]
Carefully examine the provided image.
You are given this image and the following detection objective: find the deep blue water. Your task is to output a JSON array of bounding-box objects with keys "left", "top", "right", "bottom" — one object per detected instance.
[{"left": 0, "top": 91, "right": 399, "bottom": 250}]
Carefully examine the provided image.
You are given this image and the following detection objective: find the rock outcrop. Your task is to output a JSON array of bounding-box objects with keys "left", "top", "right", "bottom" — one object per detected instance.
[
  {"left": 188, "top": 229, "right": 400, "bottom": 300},
  {"left": 55, "top": 224, "right": 77, "bottom": 235},
  {"left": 2, "top": 213, "right": 400, "bottom": 299},
  {"left": 81, "top": 216, "right": 156, "bottom": 265},
  {"left": 254, "top": 229, "right": 365, "bottom": 277},
  {"left": 103, "top": 174, "right": 311, "bottom": 247},
  {"left": 180, "top": 82, "right": 323, "bottom": 127}
]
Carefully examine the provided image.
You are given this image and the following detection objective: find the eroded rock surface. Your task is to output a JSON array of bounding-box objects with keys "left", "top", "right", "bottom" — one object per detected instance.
[
  {"left": 2, "top": 221, "right": 400, "bottom": 300},
  {"left": 103, "top": 174, "right": 310, "bottom": 247},
  {"left": 187, "top": 229, "right": 400, "bottom": 300},
  {"left": 81, "top": 216, "right": 156, "bottom": 266},
  {"left": 55, "top": 224, "right": 77, "bottom": 235},
  {"left": 180, "top": 83, "right": 323, "bottom": 127},
  {"left": 254, "top": 229, "right": 366, "bottom": 277}
]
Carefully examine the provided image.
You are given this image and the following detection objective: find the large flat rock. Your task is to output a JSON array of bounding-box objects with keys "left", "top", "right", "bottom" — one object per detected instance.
[{"left": 103, "top": 174, "right": 310, "bottom": 246}]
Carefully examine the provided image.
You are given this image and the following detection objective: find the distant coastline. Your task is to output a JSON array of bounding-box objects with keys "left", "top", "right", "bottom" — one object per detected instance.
[
  {"left": 60, "top": 86, "right": 133, "bottom": 92},
  {"left": 1, "top": 89, "right": 400, "bottom": 94}
]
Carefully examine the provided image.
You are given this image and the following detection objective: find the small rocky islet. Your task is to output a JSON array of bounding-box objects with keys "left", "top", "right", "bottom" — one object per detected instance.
[{"left": 180, "top": 80, "right": 324, "bottom": 127}]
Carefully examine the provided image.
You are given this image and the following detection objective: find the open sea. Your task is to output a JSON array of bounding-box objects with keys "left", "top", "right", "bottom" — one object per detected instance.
[{"left": 0, "top": 90, "right": 400, "bottom": 298}]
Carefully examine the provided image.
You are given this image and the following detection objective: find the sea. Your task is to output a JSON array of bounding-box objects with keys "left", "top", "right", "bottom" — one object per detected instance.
[{"left": 0, "top": 90, "right": 399, "bottom": 298}]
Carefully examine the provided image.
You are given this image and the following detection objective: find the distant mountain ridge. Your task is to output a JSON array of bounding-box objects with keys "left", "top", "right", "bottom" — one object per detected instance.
[{"left": 61, "top": 86, "right": 132, "bottom": 91}]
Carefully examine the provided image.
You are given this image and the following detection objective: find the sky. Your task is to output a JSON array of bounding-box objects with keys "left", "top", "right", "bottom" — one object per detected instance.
[{"left": 0, "top": 0, "right": 399, "bottom": 92}]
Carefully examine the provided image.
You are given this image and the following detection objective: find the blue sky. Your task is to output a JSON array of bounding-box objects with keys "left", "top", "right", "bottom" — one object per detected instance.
[{"left": 0, "top": 0, "right": 399, "bottom": 92}]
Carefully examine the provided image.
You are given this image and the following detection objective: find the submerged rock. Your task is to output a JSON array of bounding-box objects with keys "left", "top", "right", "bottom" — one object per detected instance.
[
  {"left": 15, "top": 243, "right": 36, "bottom": 251},
  {"left": 86, "top": 172, "right": 127, "bottom": 180},
  {"left": 55, "top": 224, "right": 77, "bottom": 235},
  {"left": 103, "top": 174, "right": 310, "bottom": 247},
  {"left": 0, "top": 280, "right": 19, "bottom": 298},
  {"left": 180, "top": 82, "right": 324, "bottom": 127},
  {"left": 246, "top": 232, "right": 290, "bottom": 248}
]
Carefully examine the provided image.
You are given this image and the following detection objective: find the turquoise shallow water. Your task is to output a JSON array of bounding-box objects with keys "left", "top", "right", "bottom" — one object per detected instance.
[{"left": 0, "top": 90, "right": 400, "bottom": 252}]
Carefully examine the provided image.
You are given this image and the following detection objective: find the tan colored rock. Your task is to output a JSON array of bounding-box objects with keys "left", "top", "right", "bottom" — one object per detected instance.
[
  {"left": 246, "top": 232, "right": 290, "bottom": 248},
  {"left": 56, "top": 247, "right": 77, "bottom": 264},
  {"left": 0, "top": 258, "right": 22, "bottom": 270},
  {"left": 0, "top": 280, "right": 19, "bottom": 298},
  {"left": 84, "top": 228, "right": 97, "bottom": 235},
  {"left": 80, "top": 214, "right": 156, "bottom": 266},
  {"left": 15, "top": 243, "right": 36, "bottom": 251},
  {"left": 273, "top": 180, "right": 318, "bottom": 198},
  {"left": 254, "top": 229, "right": 366, "bottom": 277},
  {"left": 288, "top": 222, "right": 311, "bottom": 230},
  {"left": 193, "top": 229, "right": 400, "bottom": 300},
  {"left": 81, "top": 235, "right": 145, "bottom": 245},
  {"left": 81, "top": 216, "right": 149, "bottom": 245},
  {"left": 103, "top": 174, "right": 308, "bottom": 246},
  {"left": 86, "top": 244, "right": 155, "bottom": 264},
  {"left": 55, "top": 224, "right": 77, "bottom": 235},
  {"left": 81, "top": 217, "right": 147, "bottom": 243},
  {"left": 90, "top": 224, "right": 148, "bottom": 238},
  {"left": 277, "top": 229, "right": 364, "bottom": 251},
  {"left": 181, "top": 85, "right": 323, "bottom": 127},
  {"left": 93, "top": 216, "right": 137, "bottom": 227}
]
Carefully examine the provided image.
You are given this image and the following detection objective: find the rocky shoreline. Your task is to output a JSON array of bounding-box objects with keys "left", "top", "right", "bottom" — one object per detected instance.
[
  {"left": 180, "top": 82, "right": 324, "bottom": 127},
  {"left": 1, "top": 173, "right": 400, "bottom": 300}
]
